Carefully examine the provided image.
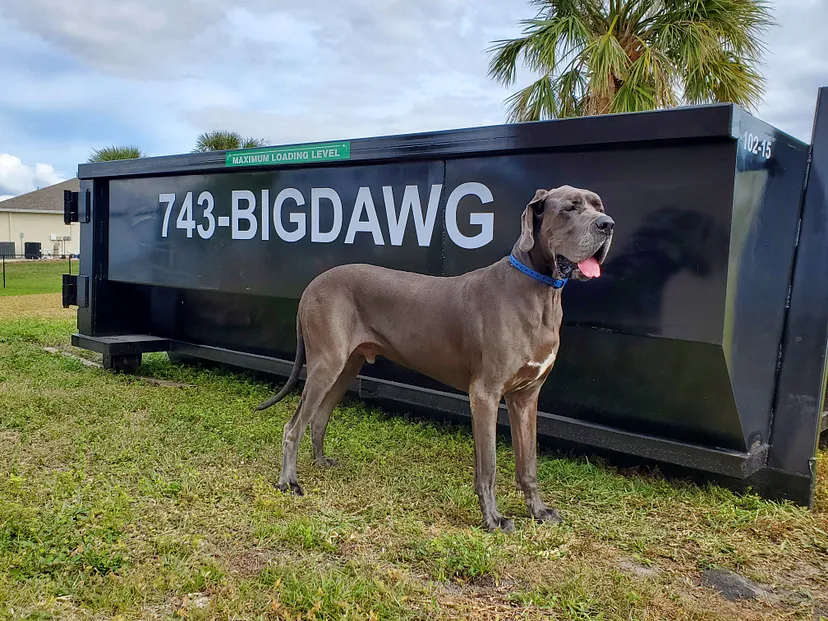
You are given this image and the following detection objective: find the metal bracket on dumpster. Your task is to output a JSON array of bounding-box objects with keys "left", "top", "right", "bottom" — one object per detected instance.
[
  {"left": 62, "top": 274, "right": 88, "bottom": 308},
  {"left": 63, "top": 189, "right": 90, "bottom": 225},
  {"left": 71, "top": 333, "right": 171, "bottom": 356}
]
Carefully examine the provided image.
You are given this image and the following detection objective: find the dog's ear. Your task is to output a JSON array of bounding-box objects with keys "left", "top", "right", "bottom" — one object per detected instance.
[{"left": 518, "top": 189, "right": 548, "bottom": 252}]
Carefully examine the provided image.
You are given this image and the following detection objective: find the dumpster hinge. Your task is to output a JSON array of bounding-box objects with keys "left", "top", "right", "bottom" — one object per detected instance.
[
  {"left": 64, "top": 189, "right": 90, "bottom": 225},
  {"left": 62, "top": 274, "right": 89, "bottom": 308}
]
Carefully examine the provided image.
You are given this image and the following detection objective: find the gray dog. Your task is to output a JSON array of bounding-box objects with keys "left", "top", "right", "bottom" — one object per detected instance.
[{"left": 257, "top": 185, "right": 614, "bottom": 532}]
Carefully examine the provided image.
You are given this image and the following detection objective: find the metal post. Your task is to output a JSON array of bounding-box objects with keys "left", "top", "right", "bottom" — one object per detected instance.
[
  {"left": 767, "top": 86, "right": 828, "bottom": 506},
  {"left": 2, "top": 254, "right": 5, "bottom": 288}
]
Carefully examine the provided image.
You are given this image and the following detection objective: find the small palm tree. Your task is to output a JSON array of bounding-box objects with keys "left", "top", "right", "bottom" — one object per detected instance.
[
  {"left": 193, "top": 130, "right": 267, "bottom": 152},
  {"left": 88, "top": 145, "right": 145, "bottom": 163},
  {"left": 487, "top": 0, "right": 774, "bottom": 122}
]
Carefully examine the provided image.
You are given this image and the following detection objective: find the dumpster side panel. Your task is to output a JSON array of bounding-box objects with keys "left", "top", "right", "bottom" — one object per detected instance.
[
  {"left": 725, "top": 115, "right": 811, "bottom": 449},
  {"left": 77, "top": 179, "right": 152, "bottom": 338},
  {"left": 769, "top": 87, "right": 828, "bottom": 489}
]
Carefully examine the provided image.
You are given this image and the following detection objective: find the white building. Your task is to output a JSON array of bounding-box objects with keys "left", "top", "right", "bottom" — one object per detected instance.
[{"left": 0, "top": 178, "right": 81, "bottom": 256}]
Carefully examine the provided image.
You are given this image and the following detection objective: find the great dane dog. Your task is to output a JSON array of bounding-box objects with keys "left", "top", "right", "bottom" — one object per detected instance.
[{"left": 257, "top": 186, "right": 614, "bottom": 532}]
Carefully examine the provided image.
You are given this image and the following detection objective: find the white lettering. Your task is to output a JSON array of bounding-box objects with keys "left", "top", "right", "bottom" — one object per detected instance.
[
  {"left": 311, "top": 188, "right": 342, "bottom": 243},
  {"left": 162, "top": 182, "right": 496, "bottom": 249},
  {"left": 261, "top": 189, "right": 270, "bottom": 240},
  {"left": 176, "top": 192, "right": 196, "bottom": 238},
  {"left": 345, "top": 187, "right": 385, "bottom": 245},
  {"left": 445, "top": 182, "right": 494, "bottom": 250},
  {"left": 231, "top": 190, "right": 258, "bottom": 240},
  {"left": 160, "top": 193, "right": 176, "bottom": 238},
  {"left": 275, "top": 151, "right": 310, "bottom": 162},
  {"left": 383, "top": 184, "right": 442, "bottom": 246},
  {"left": 196, "top": 191, "right": 215, "bottom": 239},
  {"left": 274, "top": 188, "right": 306, "bottom": 242}
]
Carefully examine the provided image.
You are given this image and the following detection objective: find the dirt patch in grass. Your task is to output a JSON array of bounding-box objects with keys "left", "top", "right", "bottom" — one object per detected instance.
[
  {"left": 0, "top": 296, "right": 826, "bottom": 620},
  {"left": 0, "top": 292, "right": 74, "bottom": 320}
]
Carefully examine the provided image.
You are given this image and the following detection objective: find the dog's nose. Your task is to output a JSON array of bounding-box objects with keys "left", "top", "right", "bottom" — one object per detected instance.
[{"left": 594, "top": 215, "right": 614, "bottom": 234}]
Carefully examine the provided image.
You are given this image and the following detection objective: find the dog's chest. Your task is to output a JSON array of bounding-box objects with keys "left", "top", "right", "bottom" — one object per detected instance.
[
  {"left": 509, "top": 346, "right": 558, "bottom": 392},
  {"left": 522, "top": 349, "right": 557, "bottom": 379}
]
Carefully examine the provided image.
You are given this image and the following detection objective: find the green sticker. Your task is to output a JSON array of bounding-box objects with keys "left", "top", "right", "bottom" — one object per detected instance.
[{"left": 225, "top": 142, "right": 351, "bottom": 167}]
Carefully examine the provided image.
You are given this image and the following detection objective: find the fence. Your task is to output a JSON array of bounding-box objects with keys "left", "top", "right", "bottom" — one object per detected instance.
[{"left": 1, "top": 254, "right": 76, "bottom": 289}]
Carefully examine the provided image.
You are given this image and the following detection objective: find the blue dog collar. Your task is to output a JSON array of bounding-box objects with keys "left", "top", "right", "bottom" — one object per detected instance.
[{"left": 509, "top": 255, "right": 567, "bottom": 289}]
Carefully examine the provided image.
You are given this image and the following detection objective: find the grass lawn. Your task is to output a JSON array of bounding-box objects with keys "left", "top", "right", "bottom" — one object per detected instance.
[
  {"left": 0, "top": 261, "right": 72, "bottom": 297},
  {"left": 0, "top": 293, "right": 826, "bottom": 620}
]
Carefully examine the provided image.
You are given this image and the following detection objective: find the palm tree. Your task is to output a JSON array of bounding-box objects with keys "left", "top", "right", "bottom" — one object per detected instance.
[
  {"left": 193, "top": 130, "right": 267, "bottom": 153},
  {"left": 487, "top": 0, "right": 774, "bottom": 122},
  {"left": 88, "top": 145, "right": 145, "bottom": 163}
]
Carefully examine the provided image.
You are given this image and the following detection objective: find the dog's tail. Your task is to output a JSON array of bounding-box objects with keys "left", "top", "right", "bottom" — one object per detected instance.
[{"left": 255, "top": 318, "right": 305, "bottom": 411}]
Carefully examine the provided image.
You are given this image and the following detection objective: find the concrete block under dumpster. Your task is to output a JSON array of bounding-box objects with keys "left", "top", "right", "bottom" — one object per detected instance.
[{"left": 64, "top": 87, "right": 828, "bottom": 507}]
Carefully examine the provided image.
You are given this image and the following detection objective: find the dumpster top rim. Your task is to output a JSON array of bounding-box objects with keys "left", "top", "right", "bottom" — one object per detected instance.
[{"left": 78, "top": 102, "right": 808, "bottom": 180}]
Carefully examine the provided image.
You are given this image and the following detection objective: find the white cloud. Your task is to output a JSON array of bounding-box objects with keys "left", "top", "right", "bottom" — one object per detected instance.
[
  {"left": 0, "top": 154, "right": 66, "bottom": 198},
  {"left": 754, "top": 1, "right": 828, "bottom": 142},
  {"left": 0, "top": 0, "right": 227, "bottom": 80}
]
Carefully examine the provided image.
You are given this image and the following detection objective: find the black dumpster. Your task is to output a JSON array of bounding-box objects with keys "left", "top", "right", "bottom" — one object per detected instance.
[{"left": 64, "top": 87, "right": 828, "bottom": 507}]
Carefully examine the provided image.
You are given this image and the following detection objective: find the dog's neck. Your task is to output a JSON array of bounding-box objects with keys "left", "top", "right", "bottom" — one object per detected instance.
[
  {"left": 510, "top": 242, "right": 562, "bottom": 279},
  {"left": 507, "top": 241, "right": 565, "bottom": 331}
]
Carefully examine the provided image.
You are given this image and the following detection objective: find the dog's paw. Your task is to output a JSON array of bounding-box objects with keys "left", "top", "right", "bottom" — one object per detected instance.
[
  {"left": 534, "top": 507, "right": 563, "bottom": 524},
  {"left": 278, "top": 482, "right": 304, "bottom": 496},
  {"left": 314, "top": 456, "right": 339, "bottom": 468},
  {"left": 486, "top": 517, "right": 515, "bottom": 533}
]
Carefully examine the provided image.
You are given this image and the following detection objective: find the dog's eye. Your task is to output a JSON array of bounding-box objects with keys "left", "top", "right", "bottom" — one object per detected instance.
[{"left": 564, "top": 203, "right": 577, "bottom": 212}]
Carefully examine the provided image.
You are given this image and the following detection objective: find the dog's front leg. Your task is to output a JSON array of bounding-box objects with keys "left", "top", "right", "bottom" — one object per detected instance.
[
  {"left": 470, "top": 385, "right": 514, "bottom": 533},
  {"left": 505, "top": 389, "right": 562, "bottom": 524}
]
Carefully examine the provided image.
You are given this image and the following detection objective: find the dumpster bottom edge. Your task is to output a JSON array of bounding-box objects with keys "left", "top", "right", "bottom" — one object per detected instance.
[{"left": 164, "top": 339, "right": 768, "bottom": 482}]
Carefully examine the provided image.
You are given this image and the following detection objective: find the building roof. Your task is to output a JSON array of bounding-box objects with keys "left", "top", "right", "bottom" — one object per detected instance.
[{"left": 0, "top": 178, "right": 80, "bottom": 213}]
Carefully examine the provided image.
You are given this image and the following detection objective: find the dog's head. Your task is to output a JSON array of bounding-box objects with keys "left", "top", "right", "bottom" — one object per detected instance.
[{"left": 517, "top": 185, "right": 614, "bottom": 281}]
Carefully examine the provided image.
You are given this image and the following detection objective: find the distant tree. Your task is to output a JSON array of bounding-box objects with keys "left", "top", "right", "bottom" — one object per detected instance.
[
  {"left": 193, "top": 130, "right": 267, "bottom": 152},
  {"left": 487, "top": 0, "right": 774, "bottom": 122},
  {"left": 88, "top": 145, "right": 145, "bottom": 162}
]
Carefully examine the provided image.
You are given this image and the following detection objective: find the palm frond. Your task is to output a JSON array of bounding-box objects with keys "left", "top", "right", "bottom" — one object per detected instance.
[
  {"left": 88, "top": 145, "right": 144, "bottom": 163},
  {"left": 487, "top": 15, "right": 591, "bottom": 85},
  {"left": 683, "top": 50, "right": 765, "bottom": 109},
  {"left": 504, "top": 75, "right": 560, "bottom": 122},
  {"left": 583, "top": 24, "right": 629, "bottom": 102},
  {"left": 624, "top": 37, "right": 678, "bottom": 109},
  {"left": 193, "top": 130, "right": 266, "bottom": 153},
  {"left": 241, "top": 137, "right": 267, "bottom": 149},
  {"left": 554, "top": 66, "right": 589, "bottom": 117},
  {"left": 487, "top": 37, "right": 530, "bottom": 86},
  {"left": 529, "top": 0, "right": 598, "bottom": 20},
  {"left": 613, "top": 83, "right": 656, "bottom": 112}
]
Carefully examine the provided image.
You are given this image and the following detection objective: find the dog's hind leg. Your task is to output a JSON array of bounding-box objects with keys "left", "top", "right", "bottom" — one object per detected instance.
[
  {"left": 311, "top": 353, "right": 364, "bottom": 467},
  {"left": 278, "top": 356, "right": 348, "bottom": 495}
]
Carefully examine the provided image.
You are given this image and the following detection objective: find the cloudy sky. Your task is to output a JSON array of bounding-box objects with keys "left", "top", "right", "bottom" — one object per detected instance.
[{"left": 1, "top": 0, "right": 825, "bottom": 200}]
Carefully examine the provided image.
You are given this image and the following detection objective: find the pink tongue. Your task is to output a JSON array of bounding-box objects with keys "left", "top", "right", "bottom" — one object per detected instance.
[{"left": 577, "top": 257, "right": 601, "bottom": 278}]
